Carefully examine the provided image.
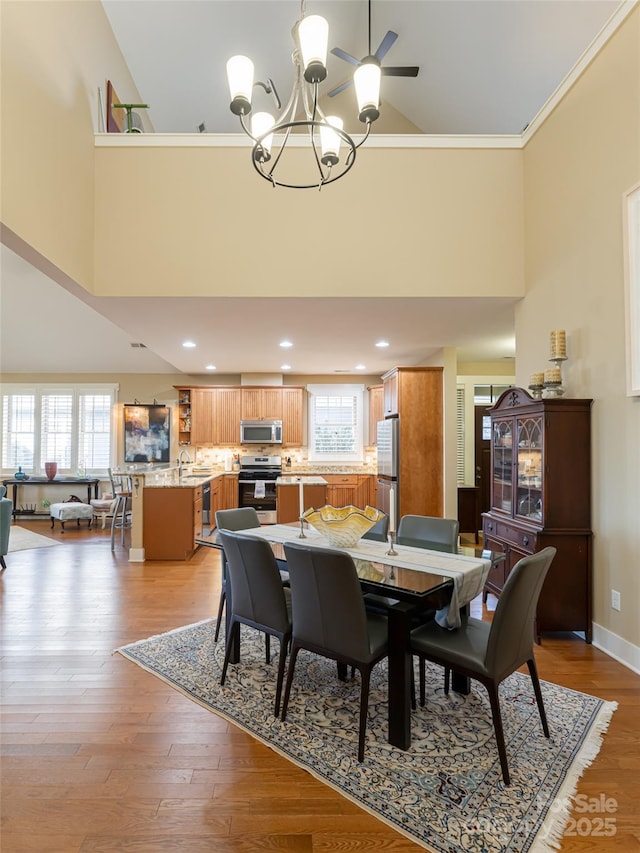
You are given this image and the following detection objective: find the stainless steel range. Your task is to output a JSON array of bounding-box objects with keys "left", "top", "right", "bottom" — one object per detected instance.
[{"left": 237, "top": 455, "right": 282, "bottom": 525}]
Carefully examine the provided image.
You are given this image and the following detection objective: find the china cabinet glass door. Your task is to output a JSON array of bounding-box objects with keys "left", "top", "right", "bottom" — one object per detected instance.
[
  {"left": 491, "top": 419, "right": 513, "bottom": 513},
  {"left": 516, "top": 415, "right": 543, "bottom": 520}
]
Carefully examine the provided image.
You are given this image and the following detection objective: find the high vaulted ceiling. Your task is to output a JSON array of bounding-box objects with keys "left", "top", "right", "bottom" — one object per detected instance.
[
  {"left": 1, "top": 1, "right": 625, "bottom": 376},
  {"left": 102, "top": 0, "right": 619, "bottom": 136}
]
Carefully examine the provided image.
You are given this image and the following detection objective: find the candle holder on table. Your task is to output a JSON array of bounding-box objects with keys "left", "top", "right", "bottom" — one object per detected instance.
[
  {"left": 298, "top": 517, "right": 307, "bottom": 538},
  {"left": 386, "top": 532, "right": 398, "bottom": 557}
]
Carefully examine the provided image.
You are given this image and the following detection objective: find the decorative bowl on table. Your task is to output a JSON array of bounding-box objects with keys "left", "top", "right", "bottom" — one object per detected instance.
[{"left": 301, "top": 505, "right": 384, "bottom": 548}]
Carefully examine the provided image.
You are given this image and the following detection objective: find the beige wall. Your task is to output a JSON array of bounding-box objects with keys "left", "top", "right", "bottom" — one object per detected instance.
[
  {"left": 520, "top": 9, "right": 640, "bottom": 649},
  {"left": 0, "top": 0, "right": 144, "bottom": 291},
  {"left": 93, "top": 143, "right": 524, "bottom": 299}
]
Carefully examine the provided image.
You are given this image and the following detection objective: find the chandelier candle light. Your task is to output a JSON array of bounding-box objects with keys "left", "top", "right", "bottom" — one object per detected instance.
[{"left": 226, "top": 1, "right": 381, "bottom": 189}]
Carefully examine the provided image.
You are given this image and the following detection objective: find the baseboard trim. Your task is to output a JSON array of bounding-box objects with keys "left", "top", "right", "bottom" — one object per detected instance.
[
  {"left": 591, "top": 622, "right": 640, "bottom": 675},
  {"left": 128, "top": 547, "right": 145, "bottom": 563}
]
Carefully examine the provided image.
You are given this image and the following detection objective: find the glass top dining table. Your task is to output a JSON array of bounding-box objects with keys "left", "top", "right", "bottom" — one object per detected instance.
[{"left": 196, "top": 523, "right": 503, "bottom": 751}]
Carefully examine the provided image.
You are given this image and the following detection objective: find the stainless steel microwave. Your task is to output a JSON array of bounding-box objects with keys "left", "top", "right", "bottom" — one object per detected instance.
[{"left": 240, "top": 420, "right": 283, "bottom": 444}]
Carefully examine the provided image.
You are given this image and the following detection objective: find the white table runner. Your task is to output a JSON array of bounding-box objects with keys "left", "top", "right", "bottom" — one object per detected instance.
[{"left": 239, "top": 524, "right": 491, "bottom": 630}]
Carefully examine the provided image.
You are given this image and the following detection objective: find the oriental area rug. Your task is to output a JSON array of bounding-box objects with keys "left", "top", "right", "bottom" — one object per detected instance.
[{"left": 117, "top": 619, "right": 616, "bottom": 853}]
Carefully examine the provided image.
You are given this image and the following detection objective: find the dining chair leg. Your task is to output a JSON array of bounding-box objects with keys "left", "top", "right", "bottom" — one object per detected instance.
[
  {"left": 280, "top": 643, "right": 301, "bottom": 722},
  {"left": 486, "top": 682, "right": 510, "bottom": 786},
  {"left": 419, "top": 656, "right": 426, "bottom": 706},
  {"left": 265, "top": 633, "right": 271, "bottom": 664},
  {"left": 444, "top": 667, "right": 451, "bottom": 694},
  {"left": 220, "top": 619, "right": 241, "bottom": 687},
  {"left": 526, "top": 657, "right": 550, "bottom": 738},
  {"left": 214, "top": 588, "right": 226, "bottom": 642},
  {"left": 357, "top": 667, "right": 371, "bottom": 763},
  {"left": 273, "top": 637, "right": 289, "bottom": 717}
]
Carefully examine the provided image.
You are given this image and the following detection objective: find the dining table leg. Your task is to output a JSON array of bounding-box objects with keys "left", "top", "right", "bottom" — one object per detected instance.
[{"left": 387, "top": 601, "right": 415, "bottom": 750}]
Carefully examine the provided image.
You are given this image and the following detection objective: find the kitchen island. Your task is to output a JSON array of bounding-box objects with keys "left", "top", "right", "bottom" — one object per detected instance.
[{"left": 276, "top": 476, "right": 328, "bottom": 523}]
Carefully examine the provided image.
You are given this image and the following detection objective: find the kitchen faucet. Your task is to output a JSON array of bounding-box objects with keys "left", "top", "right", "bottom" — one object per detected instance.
[{"left": 177, "top": 448, "right": 192, "bottom": 478}]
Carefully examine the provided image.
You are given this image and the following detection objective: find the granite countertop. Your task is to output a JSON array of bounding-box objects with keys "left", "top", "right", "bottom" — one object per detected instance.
[{"left": 276, "top": 476, "right": 328, "bottom": 486}]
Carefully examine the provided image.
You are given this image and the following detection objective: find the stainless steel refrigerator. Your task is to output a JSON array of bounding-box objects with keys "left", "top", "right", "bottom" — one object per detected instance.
[{"left": 376, "top": 418, "right": 399, "bottom": 531}]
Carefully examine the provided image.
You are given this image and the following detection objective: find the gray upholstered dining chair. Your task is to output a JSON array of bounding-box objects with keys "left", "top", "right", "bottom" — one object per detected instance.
[
  {"left": 281, "top": 541, "right": 389, "bottom": 762},
  {"left": 410, "top": 546, "right": 557, "bottom": 786},
  {"left": 214, "top": 507, "right": 262, "bottom": 642},
  {"left": 361, "top": 512, "right": 389, "bottom": 543},
  {"left": 218, "top": 530, "right": 292, "bottom": 717},
  {"left": 396, "top": 514, "right": 460, "bottom": 552},
  {"left": 214, "top": 507, "right": 289, "bottom": 643}
]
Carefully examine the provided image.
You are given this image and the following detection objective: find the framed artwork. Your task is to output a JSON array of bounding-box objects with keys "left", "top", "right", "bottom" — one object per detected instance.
[
  {"left": 623, "top": 181, "right": 640, "bottom": 396},
  {"left": 124, "top": 405, "right": 171, "bottom": 463}
]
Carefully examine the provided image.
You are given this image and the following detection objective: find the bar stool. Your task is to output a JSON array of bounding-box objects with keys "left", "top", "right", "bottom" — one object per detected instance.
[{"left": 108, "top": 468, "right": 132, "bottom": 551}]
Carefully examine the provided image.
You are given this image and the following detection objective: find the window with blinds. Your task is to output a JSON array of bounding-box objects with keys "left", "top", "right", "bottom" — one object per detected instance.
[
  {"left": 307, "top": 384, "right": 364, "bottom": 462},
  {"left": 1, "top": 384, "right": 116, "bottom": 475}
]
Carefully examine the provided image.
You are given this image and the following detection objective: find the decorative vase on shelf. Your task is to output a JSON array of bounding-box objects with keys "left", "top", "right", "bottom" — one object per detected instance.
[
  {"left": 15, "top": 465, "right": 27, "bottom": 481},
  {"left": 44, "top": 462, "right": 58, "bottom": 480}
]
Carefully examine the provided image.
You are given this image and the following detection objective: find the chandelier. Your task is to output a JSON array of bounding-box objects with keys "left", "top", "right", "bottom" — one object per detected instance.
[{"left": 226, "top": 1, "right": 381, "bottom": 189}]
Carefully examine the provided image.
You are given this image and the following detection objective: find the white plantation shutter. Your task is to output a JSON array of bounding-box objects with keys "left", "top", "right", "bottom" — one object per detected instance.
[
  {"left": 41, "top": 392, "right": 73, "bottom": 467},
  {"left": 0, "top": 384, "right": 117, "bottom": 475},
  {"left": 308, "top": 384, "right": 364, "bottom": 461},
  {"left": 1, "top": 392, "right": 35, "bottom": 469},
  {"left": 456, "top": 385, "right": 465, "bottom": 484},
  {"left": 79, "top": 394, "right": 112, "bottom": 469}
]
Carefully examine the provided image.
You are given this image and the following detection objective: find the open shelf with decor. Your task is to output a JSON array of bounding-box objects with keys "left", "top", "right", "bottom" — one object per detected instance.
[{"left": 177, "top": 389, "right": 192, "bottom": 446}]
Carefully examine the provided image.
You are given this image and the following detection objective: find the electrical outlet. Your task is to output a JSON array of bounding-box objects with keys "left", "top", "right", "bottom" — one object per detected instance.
[{"left": 611, "top": 589, "right": 621, "bottom": 611}]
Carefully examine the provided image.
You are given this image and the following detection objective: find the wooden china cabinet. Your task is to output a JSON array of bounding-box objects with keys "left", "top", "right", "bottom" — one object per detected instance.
[{"left": 482, "top": 388, "right": 593, "bottom": 642}]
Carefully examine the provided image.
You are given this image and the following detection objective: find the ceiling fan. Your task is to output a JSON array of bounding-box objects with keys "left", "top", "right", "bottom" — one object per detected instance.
[{"left": 328, "top": 0, "right": 419, "bottom": 99}]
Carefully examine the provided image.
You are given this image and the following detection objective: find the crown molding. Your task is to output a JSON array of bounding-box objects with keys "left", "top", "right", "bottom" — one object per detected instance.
[{"left": 95, "top": 132, "right": 522, "bottom": 150}]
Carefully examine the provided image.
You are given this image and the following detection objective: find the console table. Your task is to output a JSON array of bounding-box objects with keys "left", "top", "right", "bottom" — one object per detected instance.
[{"left": 2, "top": 477, "right": 100, "bottom": 520}]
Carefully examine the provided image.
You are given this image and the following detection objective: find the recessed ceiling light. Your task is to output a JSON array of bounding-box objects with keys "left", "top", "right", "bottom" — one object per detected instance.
[
  {"left": 281, "top": 364, "right": 292, "bottom": 371},
  {"left": 182, "top": 340, "right": 196, "bottom": 348},
  {"left": 375, "top": 340, "right": 389, "bottom": 348},
  {"left": 280, "top": 340, "right": 293, "bottom": 348},
  {"left": 355, "top": 364, "right": 366, "bottom": 370},
  {"left": 205, "top": 364, "right": 216, "bottom": 371}
]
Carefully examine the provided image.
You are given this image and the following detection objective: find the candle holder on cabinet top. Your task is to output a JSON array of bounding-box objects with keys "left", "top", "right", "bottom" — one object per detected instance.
[{"left": 298, "top": 517, "right": 307, "bottom": 538}]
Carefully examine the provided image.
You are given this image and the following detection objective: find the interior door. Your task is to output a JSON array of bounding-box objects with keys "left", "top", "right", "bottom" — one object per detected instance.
[{"left": 474, "top": 406, "right": 492, "bottom": 525}]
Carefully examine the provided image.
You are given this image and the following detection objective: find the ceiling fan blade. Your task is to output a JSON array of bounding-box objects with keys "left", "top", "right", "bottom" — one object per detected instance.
[
  {"left": 382, "top": 66, "right": 420, "bottom": 78},
  {"left": 374, "top": 30, "right": 398, "bottom": 62},
  {"left": 330, "top": 47, "right": 361, "bottom": 67},
  {"left": 328, "top": 78, "right": 354, "bottom": 98}
]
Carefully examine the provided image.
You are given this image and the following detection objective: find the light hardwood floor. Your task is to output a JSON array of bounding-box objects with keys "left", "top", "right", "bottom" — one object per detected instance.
[{"left": 1, "top": 523, "right": 639, "bottom": 852}]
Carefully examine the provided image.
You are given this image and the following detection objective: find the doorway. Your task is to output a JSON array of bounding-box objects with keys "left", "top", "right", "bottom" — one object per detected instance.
[{"left": 474, "top": 405, "right": 492, "bottom": 531}]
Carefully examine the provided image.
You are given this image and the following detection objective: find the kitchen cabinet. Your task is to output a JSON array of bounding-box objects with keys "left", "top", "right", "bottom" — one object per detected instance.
[
  {"left": 190, "top": 389, "right": 215, "bottom": 445},
  {"left": 221, "top": 473, "right": 239, "bottom": 510},
  {"left": 383, "top": 372, "right": 399, "bottom": 417},
  {"left": 282, "top": 387, "right": 304, "bottom": 446},
  {"left": 214, "top": 388, "right": 242, "bottom": 445},
  {"left": 241, "top": 388, "right": 283, "bottom": 420},
  {"left": 143, "top": 484, "right": 202, "bottom": 560},
  {"left": 277, "top": 482, "right": 327, "bottom": 523},
  {"left": 381, "top": 366, "right": 443, "bottom": 519},
  {"left": 482, "top": 388, "right": 592, "bottom": 641},
  {"left": 368, "top": 385, "right": 383, "bottom": 445},
  {"left": 175, "top": 385, "right": 303, "bottom": 448},
  {"left": 323, "top": 474, "right": 374, "bottom": 509}
]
